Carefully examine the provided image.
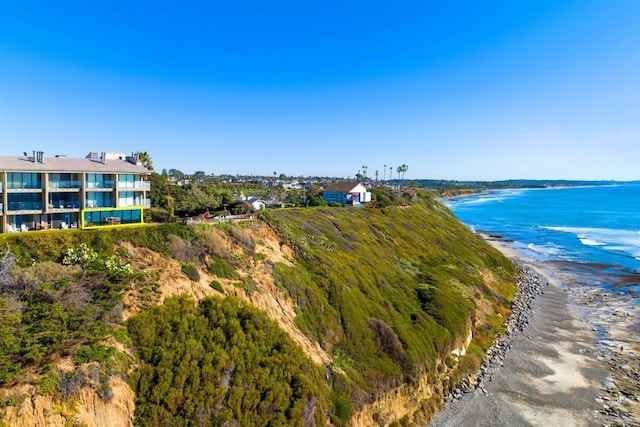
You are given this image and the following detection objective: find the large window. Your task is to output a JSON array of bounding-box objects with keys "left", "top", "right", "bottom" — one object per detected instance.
[
  {"left": 86, "top": 173, "right": 115, "bottom": 189},
  {"left": 7, "top": 193, "right": 42, "bottom": 211},
  {"left": 50, "top": 173, "right": 81, "bottom": 189},
  {"left": 86, "top": 192, "right": 113, "bottom": 208},
  {"left": 7, "top": 172, "right": 42, "bottom": 189},
  {"left": 49, "top": 193, "right": 80, "bottom": 209},
  {"left": 118, "top": 191, "right": 146, "bottom": 207},
  {"left": 82, "top": 208, "right": 143, "bottom": 228}
]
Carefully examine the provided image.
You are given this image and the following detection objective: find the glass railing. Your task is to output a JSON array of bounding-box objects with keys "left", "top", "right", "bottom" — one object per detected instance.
[
  {"left": 86, "top": 181, "right": 115, "bottom": 189},
  {"left": 7, "top": 183, "right": 42, "bottom": 190},
  {"left": 85, "top": 201, "right": 115, "bottom": 208},
  {"left": 49, "top": 201, "right": 81, "bottom": 209},
  {"left": 118, "top": 181, "right": 151, "bottom": 190},
  {"left": 49, "top": 180, "right": 82, "bottom": 189},
  {"left": 8, "top": 202, "right": 43, "bottom": 211}
]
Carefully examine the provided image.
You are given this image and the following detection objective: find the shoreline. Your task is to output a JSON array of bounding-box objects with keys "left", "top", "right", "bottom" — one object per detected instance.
[{"left": 429, "top": 234, "right": 639, "bottom": 426}]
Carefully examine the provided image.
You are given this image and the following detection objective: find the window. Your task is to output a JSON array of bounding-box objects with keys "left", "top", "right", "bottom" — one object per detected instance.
[
  {"left": 7, "top": 193, "right": 42, "bottom": 210},
  {"left": 7, "top": 172, "right": 42, "bottom": 189},
  {"left": 86, "top": 192, "right": 113, "bottom": 208},
  {"left": 86, "top": 173, "right": 114, "bottom": 189}
]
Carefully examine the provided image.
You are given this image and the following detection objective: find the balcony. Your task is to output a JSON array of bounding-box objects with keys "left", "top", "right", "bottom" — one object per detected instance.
[
  {"left": 8, "top": 201, "right": 43, "bottom": 212},
  {"left": 49, "top": 180, "right": 82, "bottom": 190},
  {"left": 118, "top": 181, "right": 151, "bottom": 190},
  {"left": 86, "top": 181, "right": 115, "bottom": 190},
  {"left": 48, "top": 201, "right": 81, "bottom": 210},
  {"left": 85, "top": 200, "right": 115, "bottom": 209}
]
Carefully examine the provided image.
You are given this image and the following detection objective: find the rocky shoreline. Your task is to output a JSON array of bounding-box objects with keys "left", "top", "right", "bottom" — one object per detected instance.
[
  {"left": 430, "top": 236, "right": 640, "bottom": 427},
  {"left": 444, "top": 265, "right": 546, "bottom": 401}
]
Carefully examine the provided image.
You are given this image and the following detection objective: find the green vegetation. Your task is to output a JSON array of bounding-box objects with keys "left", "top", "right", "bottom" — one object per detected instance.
[
  {"left": 1, "top": 198, "right": 518, "bottom": 424},
  {"left": 263, "top": 201, "right": 516, "bottom": 405},
  {"left": 0, "top": 257, "right": 128, "bottom": 385},
  {"left": 127, "top": 295, "right": 329, "bottom": 425}
]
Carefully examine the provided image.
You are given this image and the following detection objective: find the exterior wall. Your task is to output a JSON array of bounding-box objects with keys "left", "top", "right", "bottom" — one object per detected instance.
[{"left": 0, "top": 169, "right": 149, "bottom": 233}]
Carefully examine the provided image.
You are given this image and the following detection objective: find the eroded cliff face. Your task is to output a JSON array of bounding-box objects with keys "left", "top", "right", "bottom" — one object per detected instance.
[
  {"left": 0, "top": 373, "right": 134, "bottom": 427},
  {"left": 349, "top": 325, "right": 479, "bottom": 426},
  {"left": 1, "top": 218, "right": 513, "bottom": 426}
]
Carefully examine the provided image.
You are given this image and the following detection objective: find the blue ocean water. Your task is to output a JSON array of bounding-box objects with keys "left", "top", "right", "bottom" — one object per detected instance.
[{"left": 444, "top": 183, "right": 640, "bottom": 280}]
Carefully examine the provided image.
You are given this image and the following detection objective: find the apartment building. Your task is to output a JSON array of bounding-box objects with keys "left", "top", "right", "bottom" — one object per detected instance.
[{"left": 0, "top": 151, "right": 151, "bottom": 233}]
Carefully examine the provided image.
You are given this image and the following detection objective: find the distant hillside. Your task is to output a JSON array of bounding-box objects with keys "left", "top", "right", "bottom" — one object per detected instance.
[{"left": 0, "top": 199, "right": 517, "bottom": 426}]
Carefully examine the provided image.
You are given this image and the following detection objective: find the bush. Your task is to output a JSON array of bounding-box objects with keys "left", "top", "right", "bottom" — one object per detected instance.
[
  {"left": 330, "top": 392, "right": 352, "bottom": 425},
  {"left": 227, "top": 226, "right": 256, "bottom": 256},
  {"left": 181, "top": 263, "right": 200, "bottom": 281},
  {"left": 209, "top": 280, "right": 224, "bottom": 293},
  {"left": 127, "top": 295, "right": 329, "bottom": 425},
  {"left": 208, "top": 257, "right": 238, "bottom": 279}
]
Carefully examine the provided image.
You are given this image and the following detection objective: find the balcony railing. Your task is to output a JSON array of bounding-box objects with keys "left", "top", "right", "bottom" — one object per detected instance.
[
  {"left": 8, "top": 202, "right": 43, "bottom": 211},
  {"left": 85, "top": 200, "right": 115, "bottom": 209},
  {"left": 118, "top": 181, "right": 151, "bottom": 190},
  {"left": 49, "top": 180, "right": 82, "bottom": 189},
  {"left": 86, "top": 181, "right": 115, "bottom": 189},
  {"left": 49, "top": 201, "right": 81, "bottom": 209},
  {"left": 7, "top": 183, "right": 42, "bottom": 190}
]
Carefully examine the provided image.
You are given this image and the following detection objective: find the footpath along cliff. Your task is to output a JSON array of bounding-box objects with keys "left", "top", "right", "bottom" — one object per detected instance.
[{"left": 0, "top": 200, "right": 518, "bottom": 426}]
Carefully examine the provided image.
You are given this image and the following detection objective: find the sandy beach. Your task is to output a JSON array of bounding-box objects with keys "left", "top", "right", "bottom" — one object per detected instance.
[{"left": 429, "top": 235, "right": 639, "bottom": 427}]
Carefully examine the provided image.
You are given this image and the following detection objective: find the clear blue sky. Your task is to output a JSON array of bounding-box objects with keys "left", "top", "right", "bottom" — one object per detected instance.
[{"left": 1, "top": 1, "right": 639, "bottom": 180}]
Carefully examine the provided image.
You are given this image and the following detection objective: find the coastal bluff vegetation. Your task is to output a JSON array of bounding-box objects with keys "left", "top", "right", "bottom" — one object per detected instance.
[{"left": 0, "top": 199, "right": 516, "bottom": 426}]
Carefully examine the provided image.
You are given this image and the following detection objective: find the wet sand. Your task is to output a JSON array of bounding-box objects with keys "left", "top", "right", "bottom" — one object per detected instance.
[{"left": 429, "top": 235, "right": 639, "bottom": 427}]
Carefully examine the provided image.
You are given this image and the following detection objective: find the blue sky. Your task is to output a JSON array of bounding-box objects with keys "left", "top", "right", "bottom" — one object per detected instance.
[{"left": 1, "top": 1, "right": 639, "bottom": 180}]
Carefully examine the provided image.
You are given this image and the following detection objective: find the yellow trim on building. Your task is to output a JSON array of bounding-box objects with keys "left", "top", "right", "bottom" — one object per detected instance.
[{"left": 80, "top": 206, "right": 144, "bottom": 230}]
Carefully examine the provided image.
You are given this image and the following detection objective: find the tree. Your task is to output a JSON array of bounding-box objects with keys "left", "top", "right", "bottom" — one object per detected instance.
[
  {"left": 168, "top": 169, "right": 185, "bottom": 179},
  {"left": 396, "top": 164, "right": 408, "bottom": 182},
  {"left": 137, "top": 152, "right": 154, "bottom": 171},
  {"left": 383, "top": 164, "right": 387, "bottom": 180},
  {"left": 149, "top": 173, "right": 170, "bottom": 209}
]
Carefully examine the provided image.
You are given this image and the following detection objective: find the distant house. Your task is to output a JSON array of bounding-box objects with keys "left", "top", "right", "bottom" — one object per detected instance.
[
  {"left": 246, "top": 197, "right": 267, "bottom": 211},
  {"left": 322, "top": 181, "right": 371, "bottom": 207},
  {"left": 395, "top": 188, "right": 419, "bottom": 202}
]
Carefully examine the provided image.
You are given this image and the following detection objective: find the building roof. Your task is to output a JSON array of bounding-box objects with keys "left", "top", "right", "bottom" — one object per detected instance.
[
  {"left": 0, "top": 154, "right": 150, "bottom": 174},
  {"left": 323, "top": 181, "right": 363, "bottom": 193}
]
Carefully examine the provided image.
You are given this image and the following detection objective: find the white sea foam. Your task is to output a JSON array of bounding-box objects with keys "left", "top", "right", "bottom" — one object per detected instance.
[
  {"left": 579, "top": 238, "right": 604, "bottom": 247},
  {"left": 452, "top": 189, "right": 527, "bottom": 206},
  {"left": 527, "top": 242, "right": 563, "bottom": 257},
  {"left": 542, "top": 226, "right": 640, "bottom": 260}
]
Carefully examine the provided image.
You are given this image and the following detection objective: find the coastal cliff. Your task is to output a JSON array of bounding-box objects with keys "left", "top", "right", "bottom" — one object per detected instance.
[{"left": 0, "top": 200, "right": 516, "bottom": 426}]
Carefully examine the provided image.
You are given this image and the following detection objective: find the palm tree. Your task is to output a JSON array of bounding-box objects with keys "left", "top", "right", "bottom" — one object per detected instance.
[
  {"left": 397, "top": 164, "right": 409, "bottom": 183},
  {"left": 383, "top": 164, "right": 387, "bottom": 180},
  {"left": 137, "top": 152, "right": 154, "bottom": 171},
  {"left": 375, "top": 170, "right": 379, "bottom": 181}
]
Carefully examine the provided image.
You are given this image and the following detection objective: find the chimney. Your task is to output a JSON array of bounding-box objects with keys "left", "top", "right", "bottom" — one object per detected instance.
[
  {"left": 101, "top": 152, "right": 107, "bottom": 164},
  {"left": 32, "top": 150, "right": 36, "bottom": 162},
  {"left": 36, "top": 151, "right": 44, "bottom": 163}
]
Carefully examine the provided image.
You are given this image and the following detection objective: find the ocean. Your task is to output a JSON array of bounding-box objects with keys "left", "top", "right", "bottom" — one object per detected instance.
[{"left": 444, "top": 183, "right": 640, "bottom": 294}]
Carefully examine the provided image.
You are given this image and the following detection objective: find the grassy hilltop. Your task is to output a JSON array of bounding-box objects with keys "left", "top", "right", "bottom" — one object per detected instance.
[{"left": 0, "top": 199, "right": 516, "bottom": 425}]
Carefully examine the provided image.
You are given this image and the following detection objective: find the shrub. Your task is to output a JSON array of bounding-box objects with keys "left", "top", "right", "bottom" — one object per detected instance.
[
  {"left": 330, "top": 392, "right": 352, "bottom": 425},
  {"left": 209, "top": 280, "right": 224, "bottom": 293},
  {"left": 207, "top": 257, "right": 238, "bottom": 279},
  {"left": 227, "top": 226, "right": 256, "bottom": 256},
  {"left": 62, "top": 243, "right": 133, "bottom": 281},
  {"left": 181, "top": 263, "right": 200, "bottom": 281},
  {"left": 127, "top": 295, "right": 329, "bottom": 425},
  {"left": 367, "top": 318, "right": 406, "bottom": 364}
]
